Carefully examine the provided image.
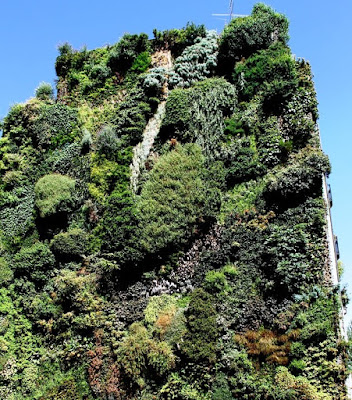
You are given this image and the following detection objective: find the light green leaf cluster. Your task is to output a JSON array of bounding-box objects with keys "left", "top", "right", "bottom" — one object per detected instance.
[{"left": 35, "top": 173, "right": 76, "bottom": 218}]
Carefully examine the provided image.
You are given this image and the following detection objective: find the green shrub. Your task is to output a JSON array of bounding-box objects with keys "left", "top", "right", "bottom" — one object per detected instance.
[
  {"left": 39, "top": 375, "right": 82, "bottom": 400},
  {"left": 97, "top": 185, "right": 141, "bottom": 266},
  {"left": 153, "top": 22, "right": 207, "bottom": 56},
  {"left": 233, "top": 42, "right": 297, "bottom": 105},
  {"left": 55, "top": 42, "right": 75, "bottom": 77},
  {"left": 274, "top": 366, "right": 332, "bottom": 399},
  {"left": 211, "top": 373, "right": 234, "bottom": 400},
  {"left": 1, "top": 102, "right": 35, "bottom": 147},
  {"left": 144, "top": 294, "right": 178, "bottom": 325},
  {"left": 35, "top": 82, "right": 54, "bottom": 101},
  {"left": 160, "top": 373, "right": 210, "bottom": 400},
  {"left": 130, "top": 51, "right": 151, "bottom": 73},
  {"left": 31, "top": 103, "right": 78, "bottom": 148},
  {"left": 281, "top": 85, "right": 318, "bottom": 148},
  {"left": 35, "top": 174, "right": 76, "bottom": 218},
  {"left": 161, "top": 78, "right": 236, "bottom": 158},
  {"left": 96, "top": 125, "right": 120, "bottom": 157},
  {"left": 264, "top": 147, "right": 330, "bottom": 206},
  {"left": 107, "top": 33, "right": 150, "bottom": 74},
  {"left": 0, "top": 185, "right": 35, "bottom": 238},
  {"left": 88, "top": 63, "right": 111, "bottom": 83},
  {"left": 52, "top": 269, "right": 105, "bottom": 331},
  {"left": 12, "top": 242, "right": 55, "bottom": 282},
  {"left": 220, "top": 179, "right": 265, "bottom": 220},
  {"left": 256, "top": 116, "right": 286, "bottom": 168},
  {"left": 162, "top": 88, "right": 190, "bottom": 134},
  {"left": 137, "top": 144, "right": 206, "bottom": 254},
  {"left": 182, "top": 288, "right": 218, "bottom": 363},
  {"left": 0, "top": 257, "right": 13, "bottom": 285},
  {"left": 289, "top": 358, "right": 307, "bottom": 374},
  {"left": 169, "top": 30, "right": 218, "bottom": 88},
  {"left": 264, "top": 224, "right": 324, "bottom": 294},
  {"left": 113, "top": 88, "right": 152, "bottom": 146},
  {"left": 223, "top": 136, "right": 265, "bottom": 184},
  {"left": 203, "top": 265, "right": 237, "bottom": 295},
  {"left": 50, "top": 228, "right": 88, "bottom": 260},
  {"left": 218, "top": 3, "right": 289, "bottom": 75},
  {"left": 117, "top": 322, "right": 175, "bottom": 388}
]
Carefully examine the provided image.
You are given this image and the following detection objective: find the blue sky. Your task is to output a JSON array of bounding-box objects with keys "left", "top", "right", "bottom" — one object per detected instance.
[{"left": 1, "top": 0, "right": 351, "bottom": 324}]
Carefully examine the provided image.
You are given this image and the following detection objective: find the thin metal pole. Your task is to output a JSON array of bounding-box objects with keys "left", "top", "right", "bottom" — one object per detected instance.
[{"left": 229, "top": 0, "right": 234, "bottom": 22}]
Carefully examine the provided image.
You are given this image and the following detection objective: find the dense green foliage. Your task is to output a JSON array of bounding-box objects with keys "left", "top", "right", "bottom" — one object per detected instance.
[
  {"left": 218, "top": 3, "right": 289, "bottom": 75},
  {"left": 0, "top": 4, "right": 348, "bottom": 399},
  {"left": 137, "top": 144, "right": 208, "bottom": 254},
  {"left": 35, "top": 173, "right": 76, "bottom": 218},
  {"left": 152, "top": 22, "right": 207, "bottom": 56}
]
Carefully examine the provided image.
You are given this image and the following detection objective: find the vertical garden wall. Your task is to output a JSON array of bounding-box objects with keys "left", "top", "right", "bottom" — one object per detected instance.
[{"left": 0, "top": 4, "right": 349, "bottom": 399}]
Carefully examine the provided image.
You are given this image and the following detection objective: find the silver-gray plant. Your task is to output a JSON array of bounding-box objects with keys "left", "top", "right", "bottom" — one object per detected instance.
[{"left": 169, "top": 30, "right": 219, "bottom": 88}]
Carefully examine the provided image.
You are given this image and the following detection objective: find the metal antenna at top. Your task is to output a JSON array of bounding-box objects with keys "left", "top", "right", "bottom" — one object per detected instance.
[
  {"left": 229, "top": 0, "right": 234, "bottom": 22},
  {"left": 212, "top": 0, "right": 248, "bottom": 26}
]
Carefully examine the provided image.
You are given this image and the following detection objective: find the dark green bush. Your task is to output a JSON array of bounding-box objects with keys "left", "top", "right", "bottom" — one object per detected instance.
[
  {"left": 31, "top": 103, "right": 78, "bottom": 148},
  {"left": 218, "top": 3, "right": 289, "bottom": 76},
  {"left": 50, "top": 228, "right": 88, "bottom": 260},
  {"left": 97, "top": 186, "right": 141, "bottom": 267},
  {"left": 182, "top": 288, "right": 218, "bottom": 363},
  {"left": 1, "top": 102, "right": 34, "bottom": 147},
  {"left": 223, "top": 137, "right": 265, "bottom": 184},
  {"left": 12, "top": 242, "right": 55, "bottom": 282},
  {"left": 55, "top": 43, "right": 89, "bottom": 78},
  {"left": 107, "top": 33, "right": 150, "bottom": 74},
  {"left": 162, "top": 88, "right": 190, "bottom": 134},
  {"left": 153, "top": 22, "right": 206, "bottom": 56},
  {"left": 55, "top": 43, "right": 74, "bottom": 77},
  {"left": 224, "top": 116, "right": 246, "bottom": 137},
  {"left": 113, "top": 88, "right": 152, "bottom": 146},
  {"left": 264, "top": 147, "right": 331, "bottom": 206},
  {"left": 233, "top": 42, "right": 297, "bottom": 105}
]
